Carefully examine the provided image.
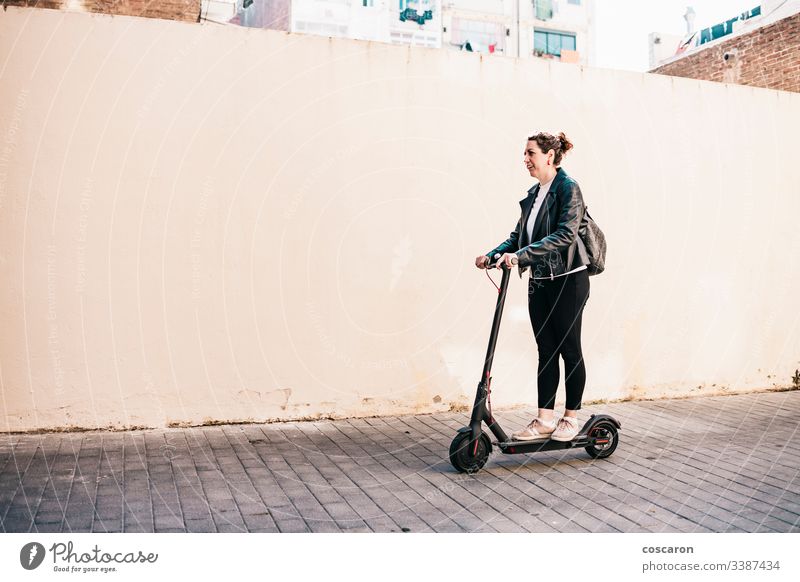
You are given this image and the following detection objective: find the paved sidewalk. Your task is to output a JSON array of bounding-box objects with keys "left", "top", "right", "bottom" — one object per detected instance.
[{"left": 1, "top": 390, "right": 798, "bottom": 533}]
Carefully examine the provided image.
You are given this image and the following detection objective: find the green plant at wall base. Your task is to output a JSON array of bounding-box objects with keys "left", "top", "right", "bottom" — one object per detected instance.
[{"left": 793, "top": 369, "right": 800, "bottom": 388}]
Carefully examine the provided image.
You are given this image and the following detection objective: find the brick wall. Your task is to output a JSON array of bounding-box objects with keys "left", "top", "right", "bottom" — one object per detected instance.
[
  {"left": 5, "top": 0, "right": 201, "bottom": 23},
  {"left": 651, "top": 12, "right": 800, "bottom": 93}
]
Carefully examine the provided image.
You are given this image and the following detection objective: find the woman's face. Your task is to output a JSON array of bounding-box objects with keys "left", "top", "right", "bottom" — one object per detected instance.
[{"left": 524, "top": 140, "right": 554, "bottom": 181}]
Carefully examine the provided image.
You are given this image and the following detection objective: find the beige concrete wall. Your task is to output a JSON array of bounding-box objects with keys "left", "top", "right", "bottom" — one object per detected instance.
[{"left": 2, "top": 7, "right": 800, "bottom": 432}]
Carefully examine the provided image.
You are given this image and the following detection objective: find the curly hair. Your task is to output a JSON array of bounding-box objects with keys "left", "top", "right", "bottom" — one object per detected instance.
[{"left": 527, "top": 131, "right": 574, "bottom": 166}]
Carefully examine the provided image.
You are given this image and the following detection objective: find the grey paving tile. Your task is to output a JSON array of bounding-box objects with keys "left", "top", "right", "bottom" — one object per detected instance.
[{"left": 1, "top": 391, "right": 798, "bottom": 533}]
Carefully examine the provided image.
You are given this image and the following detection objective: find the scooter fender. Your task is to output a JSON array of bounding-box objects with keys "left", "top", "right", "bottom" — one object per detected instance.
[
  {"left": 456, "top": 424, "right": 481, "bottom": 442},
  {"left": 579, "top": 414, "right": 621, "bottom": 436}
]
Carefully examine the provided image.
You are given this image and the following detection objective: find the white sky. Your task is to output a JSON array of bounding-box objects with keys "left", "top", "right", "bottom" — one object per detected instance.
[{"left": 593, "top": 0, "right": 762, "bottom": 71}]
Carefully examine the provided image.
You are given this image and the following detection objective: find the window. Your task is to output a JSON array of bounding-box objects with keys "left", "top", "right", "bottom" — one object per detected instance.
[
  {"left": 363, "top": 0, "right": 374, "bottom": 6},
  {"left": 534, "top": 0, "right": 553, "bottom": 21},
  {"left": 533, "top": 30, "right": 576, "bottom": 57},
  {"left": 399, "top": 0, "right": 431, "bottom": 9},
  {"left": 451, "top": 18, "right": 505, "bottom": 53},
  {"left": 568, "top": 0, "right": 581, "bottom": 5}
]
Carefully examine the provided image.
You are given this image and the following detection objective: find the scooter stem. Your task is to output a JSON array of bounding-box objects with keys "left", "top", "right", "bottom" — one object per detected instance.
[{"left": 468, "top": 263, "right": 514, "bottom": 448}]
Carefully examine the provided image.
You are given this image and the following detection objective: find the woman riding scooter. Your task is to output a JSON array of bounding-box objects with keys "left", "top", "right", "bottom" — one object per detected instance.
[{"left": 475, "top": 132, "right": 591, "bottom": 442}]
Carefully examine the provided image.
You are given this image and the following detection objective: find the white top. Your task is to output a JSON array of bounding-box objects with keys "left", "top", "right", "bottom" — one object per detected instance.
[
  {"left": 525, "top": 175, "right": 555, "bottom": 243},
  {"left": 524, "top": 175, "right": 588, "bottom": 280}
]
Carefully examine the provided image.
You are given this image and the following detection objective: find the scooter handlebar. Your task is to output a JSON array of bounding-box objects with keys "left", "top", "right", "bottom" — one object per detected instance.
[{"left": 487, "top": 253, "right": 519, "bottom": 270}]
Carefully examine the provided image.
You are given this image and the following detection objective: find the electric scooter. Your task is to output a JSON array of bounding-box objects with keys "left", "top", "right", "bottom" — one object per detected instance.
[{"left": 449, "top": 255, "right": 621, "bottom": 473}]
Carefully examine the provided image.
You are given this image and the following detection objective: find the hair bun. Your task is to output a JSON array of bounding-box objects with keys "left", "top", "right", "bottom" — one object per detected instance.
[{"left": 558, "top": 132, "right": 574, "bottom": 153}]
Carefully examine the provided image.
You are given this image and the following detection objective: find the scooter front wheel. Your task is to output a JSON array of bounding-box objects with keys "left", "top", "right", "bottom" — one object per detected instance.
[{"left": 449, "top": 431, "right": 492, "bottom": 473}]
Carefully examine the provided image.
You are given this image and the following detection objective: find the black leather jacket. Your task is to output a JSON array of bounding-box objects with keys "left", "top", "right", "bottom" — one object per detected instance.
[{"left": 486, "top": 166, "right": 590, "bottom": 279}]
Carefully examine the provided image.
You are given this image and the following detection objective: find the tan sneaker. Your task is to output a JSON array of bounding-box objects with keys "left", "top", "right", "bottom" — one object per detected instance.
[
  {"left": 551, "top": 416, "right": 580, "bottom": 441},
  {"left": 512, "top": 418, "right": 556, "bottom": 441}
]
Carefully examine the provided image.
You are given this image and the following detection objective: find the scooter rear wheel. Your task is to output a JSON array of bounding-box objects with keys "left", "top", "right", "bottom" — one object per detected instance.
[
  {"left": 585, "top": 421, "right": 619, "bottom": 459},
  {"left": 449, "top": 431, "right": 492, "bottom": 473}
]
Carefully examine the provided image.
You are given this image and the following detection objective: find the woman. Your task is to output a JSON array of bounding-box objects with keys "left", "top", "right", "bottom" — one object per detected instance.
[{"left": 475, "top": 131, "right": 590, "bottom": 442}]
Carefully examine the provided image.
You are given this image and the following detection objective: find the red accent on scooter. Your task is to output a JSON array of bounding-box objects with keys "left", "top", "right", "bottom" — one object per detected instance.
[{"left": 487, "top": 376, "right": 494, "bottom": 424}]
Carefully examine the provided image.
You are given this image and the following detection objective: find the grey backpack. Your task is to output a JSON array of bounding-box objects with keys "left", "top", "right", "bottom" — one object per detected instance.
[{"left": 580, "top": 206, "right": 606, "bottom": 276}]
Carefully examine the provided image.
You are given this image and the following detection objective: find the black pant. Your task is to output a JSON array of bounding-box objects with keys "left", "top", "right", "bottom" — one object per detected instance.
[{"left": 527, "top": 269, "right": 590, "bottom": 410}]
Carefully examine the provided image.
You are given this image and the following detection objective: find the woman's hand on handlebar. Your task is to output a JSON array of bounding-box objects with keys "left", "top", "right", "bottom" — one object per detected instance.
[
  {"left": 475, "top": 255, "right": 490, "bottom": 269},
  {"left": 497, "top": 253, "right": 519, "bottom": 269}
]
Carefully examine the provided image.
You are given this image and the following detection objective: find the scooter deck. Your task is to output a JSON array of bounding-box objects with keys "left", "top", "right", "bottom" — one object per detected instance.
[{"left": 495, "top": 435, "right": 592, "bottom": 454}]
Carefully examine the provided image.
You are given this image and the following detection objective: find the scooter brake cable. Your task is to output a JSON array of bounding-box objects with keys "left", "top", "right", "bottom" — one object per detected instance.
[{"left": 485, "top": 269, "right": 501, "bottom": 293}]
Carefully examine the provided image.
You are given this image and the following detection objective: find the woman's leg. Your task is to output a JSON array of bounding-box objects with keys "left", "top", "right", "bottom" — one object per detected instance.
[
  {"left": 512, "top": 281, "right": 556, "bottom": 440},
  {"left": 515, "top": 275, "right": 584, "bottom": 441},
  {"left": 550, "top": 270, "right": 590, "bottom": 411},
  {"left": 528, "top": 277, "right": 561, "bottom": 411}
]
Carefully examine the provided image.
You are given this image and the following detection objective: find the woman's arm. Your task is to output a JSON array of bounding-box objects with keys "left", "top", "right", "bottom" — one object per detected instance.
[
  {"left": 515, "top": 180, "right": 584, "bottom": 267},
  {"left": 485, "top": 219, "right": 521, "bottom": 259}
]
